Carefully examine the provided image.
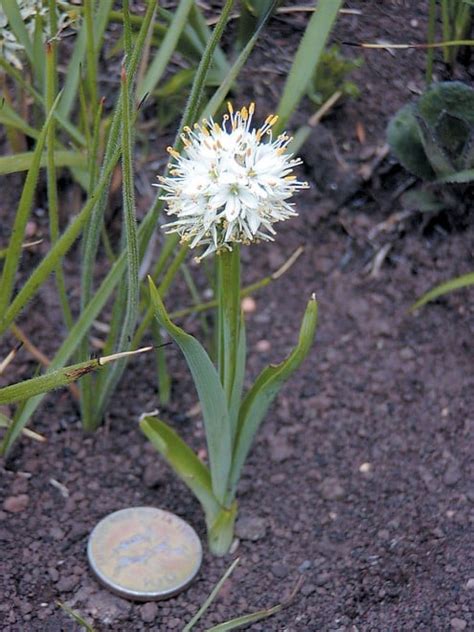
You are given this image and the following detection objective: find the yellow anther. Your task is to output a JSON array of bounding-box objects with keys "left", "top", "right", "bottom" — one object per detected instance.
[
  {"left": 167, "top": 147, "right": 180, "bottom": 159},
  {"left": 249, "top": 102, "right": 255, "bottom": 116},
  {"left": 227, "top": 101, "right": 234, "bottom": 114},
  {"left": 241, "top": 106, "right": 248, "bottom": 120}
]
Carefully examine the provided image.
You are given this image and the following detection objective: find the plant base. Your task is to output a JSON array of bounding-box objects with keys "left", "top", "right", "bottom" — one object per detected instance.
[{"left": 207, "top": 501, "right": 238, "bottom": 556}]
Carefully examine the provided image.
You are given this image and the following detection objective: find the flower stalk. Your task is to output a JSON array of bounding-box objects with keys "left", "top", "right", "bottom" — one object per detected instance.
[{"left": 142, "top": 104, "right": 317, "bottom": 555}]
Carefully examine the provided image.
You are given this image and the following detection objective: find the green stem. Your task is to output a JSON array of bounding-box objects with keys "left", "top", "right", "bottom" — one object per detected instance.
[
  {"left": 207, "top": 501, "right": 238, "bottom": 557},
  {"left": 84, "top": 0, "right": 98, "bottom": 117},
  {"left": 45, "top": 39, "right": 74, "bottom": 330},
  {"left": 217, "top": 247, "right": 241, "bottom": 407}
]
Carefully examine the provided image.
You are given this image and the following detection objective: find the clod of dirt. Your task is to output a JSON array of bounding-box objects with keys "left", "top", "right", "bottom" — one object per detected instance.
[
  {"left": 139, "top": 602, "right": 158, "bottom": 623},
  {"left": 319, "top": 477, "right": 345, "bottom": 501},
  {"left": 2, "top": 495, "right": 29, "bottom": 513},
  {"left": 235, "top": 515, "right": 267, "bottom": 541},
  {"left": 142, "top": 461, "right": 163, "bottom": 488},
  {"left": 443, "top": 461, "right": 462, "bottom": 487},
  {"left": 86, "top": 590, "right": 132, "bottom": 624}
]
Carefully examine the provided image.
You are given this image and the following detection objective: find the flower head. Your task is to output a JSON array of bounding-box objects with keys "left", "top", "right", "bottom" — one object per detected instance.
[
  {"left": 157, "top": 103, "right": 308, "bottom": 260},
  {"left": 0, "top": 1, "right": 78, "bottom": 70}
]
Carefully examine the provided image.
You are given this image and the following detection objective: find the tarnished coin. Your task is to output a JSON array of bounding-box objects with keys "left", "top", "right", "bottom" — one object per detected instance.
[{"left": 87, "top": 507, "right": 202, "bottom": 601}]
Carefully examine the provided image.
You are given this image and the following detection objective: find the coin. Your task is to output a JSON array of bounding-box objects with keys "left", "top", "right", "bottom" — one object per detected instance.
[{"left": 87, "top": 507, "right": 202, "bottom": 601}]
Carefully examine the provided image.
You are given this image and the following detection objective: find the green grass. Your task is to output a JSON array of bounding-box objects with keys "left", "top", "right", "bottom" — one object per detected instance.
[{"left": 0, "top": 0, "right": 339, "bottom": 455}]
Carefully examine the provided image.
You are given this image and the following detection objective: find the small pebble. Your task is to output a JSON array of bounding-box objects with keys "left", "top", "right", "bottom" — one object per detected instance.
[
  {"left": 271, "top": 562, "right": 289, "bottom": 579},
  {"left": 315, "top": 571, "right": 331, "bottom": 586},
  {"left": 450, "top": 618, "right": 467, "bottom": 631},
  {"left": 359, "top": 462, "right": 371, "bottom": 474},
  {"left": 399, "top": 347, "right": 415, "bottom": 361},
  {"left": 3, "top": 494, "right": 29, "bottom": 513},
  {"left": 242, "top": 297, "right": 256, "bottom": 313},
  {"left": 269, "top": 438, "right": 294, "bottom": 463},
  {"left": 256, "top": 339, "right": 271, "bottom": 352},
  {"left": 140, "top": 602, "right": 158, "bottom": 623},
  {"left": 465, "top": 578, "right": 474, "bottom": 590},
  {"left": 56, "top": 575, "right": 79, "bottom": 593},
  {"left": 444, "top": 462, "right": 462, "bottom": 487},
  {"left": 320, "top": 477, "right": 345, "bottom": 501},
  {"left": 48, "top": 568, "right": 59, "bottom": 582},
  {"left": 235, "top": 516, "right": 267, "bottom": 541},
  {"left": 301, "top": 583, "right": 316, "bottom": 596},
  {"left": 142, "top": 462, "right": 162, "bottom": 488}
]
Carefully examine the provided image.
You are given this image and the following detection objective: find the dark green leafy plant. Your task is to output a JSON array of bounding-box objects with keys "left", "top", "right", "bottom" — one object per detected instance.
[
  {"left": 307, "top": 44, "right": 362, "bottom": 106},
  {"left": 388, "top": 81, "right": 474, "bottom": 307},
  {"left": 388, "top": 81, "right": 474, "bottom": 183}
]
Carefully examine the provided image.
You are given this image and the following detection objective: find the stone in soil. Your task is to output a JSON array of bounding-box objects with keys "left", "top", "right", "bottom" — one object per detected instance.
[
  {"left": 2, "top": 495, "right": 29, "bottom": 513},
  {"left": 139, "top": 602, "right": 158, "bottom": 623},
  {"left": 235, "top": 515, "right": 267, "bottom": 541},
  {"left": 319, "top": 478, "right": 345, "bottom": 501}
]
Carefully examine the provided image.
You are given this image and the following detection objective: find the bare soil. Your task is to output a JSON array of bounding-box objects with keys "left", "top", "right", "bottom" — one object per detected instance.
[{"left": 1, "top": 1, "right": 473, "bottom": 630}]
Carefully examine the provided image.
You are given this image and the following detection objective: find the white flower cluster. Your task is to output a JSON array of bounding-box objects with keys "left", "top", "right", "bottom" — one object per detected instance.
[
  {"left": 158, "top": 103, "right": 308, "bottom": 260},
  {"left": 0, "top": 0, "right": 78, "bottom": 70}
]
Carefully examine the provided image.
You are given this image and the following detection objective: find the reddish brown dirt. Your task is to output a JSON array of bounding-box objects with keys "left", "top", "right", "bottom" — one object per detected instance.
[{"left": 1, "top": 1, "right": 474, "bottom": 630}]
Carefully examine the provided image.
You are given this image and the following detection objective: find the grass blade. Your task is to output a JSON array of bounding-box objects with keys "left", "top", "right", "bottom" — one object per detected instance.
[
  {"left": 412, "top": 271, "right": 474, "bottom": 310},
  {"left": 59, "top": 0, "right": 113, "bottom": 119},
  {"left": 91, "top": 64, "right": 141, "bottom": 427},
  {"left": 0, "top": 92, "right": 62, "bottom": 317},
  {"left": 0, "top": 100, "right": 40, "bottom": 140},
  {"left": 148, "top": 278, "right": 232, "bottom": 504},
  {"left": 183, "top": 558, "right": 240, "bottom": 632},
  {"left": 45, "top": 37, "right": 73, "bottom": 330},
  {"left": 0, "top": 182, "right": 162, "bottom": 456},
  {"left": 137, "top": 0, "right": 195, "bottom": 101},
  {"left": 1, "top": 0, "right": 34, "bottom": 64},
  {"left": 0, "top": 150, "right": 86, "bottom": 175},
  {"left": 275, "top": 0, "right": 342, "bottom": 132},
  {"left": 201, "top": 0, "right": 277, "bottom": 119},
  {"left": 0, "top": 347, "right": 151, "bottom": 405},
  {"left": 0, "top": 144, "right": 121, "bottom": 337}
]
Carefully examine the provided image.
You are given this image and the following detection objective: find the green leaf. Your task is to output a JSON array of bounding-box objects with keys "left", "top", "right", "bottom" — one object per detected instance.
[
  {"left": 0, "top": 100, "right": 40, "bottom": 140},
  {"left": 137, "top": 0, "right": 195, "bottom": 100},
  {"left": 148, "top": 278, "right": 232, "bottom": 504},
  {"left": 275, "top": 0, "right": 343, "bottom": 132},
  {"left": 412, "top": 271, "right": 474, "bottom": 310},
  {"left": 91, "top": 65, "right": 141, "bottom": 427},
  {"left": 436, "top": 168, "right": 474, "bottom": 183},
  {"left": 139, "top": 415, "right": 220, "bottom": 522},
  {"left": 0, "top": 348, "right": 151, "bottom": 405},
  {"left": 59, "top": 0, "right": 113, "bottom": 119},
  {"left": 0, "top": 150, "right": 86, "bottom": 175},
  {"left": 1, "top": 0, "right": 34, "bottom": 64},
  {"left": 416, "top": 114, "right": 456, "bottom": 177},
  {"left": 387, "top": 104, "right": 436, "bottom": 180},
  {"left": 0, "top": 92, "right": 62, "bottom": 317},
  {"left": 229, "top": 295, "right": 318, "bottom": 495},
  {"left": 401, "top": 189, "right": 446, "bottom": 213},
  {"left": 418, "top": 81, "right": 474, "bottom": 126}
]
